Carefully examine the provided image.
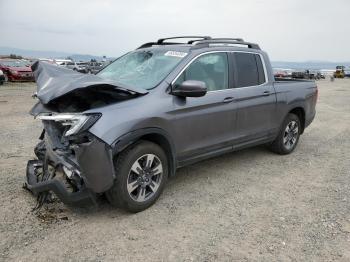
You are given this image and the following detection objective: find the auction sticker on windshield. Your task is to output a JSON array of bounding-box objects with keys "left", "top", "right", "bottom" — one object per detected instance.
[{"left": 164, "top": 51, "right": 187, "bottom": 58}]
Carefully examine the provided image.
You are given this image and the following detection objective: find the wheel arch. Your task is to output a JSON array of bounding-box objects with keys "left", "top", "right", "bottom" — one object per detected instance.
[
  {"left": 288, "top": 107, "right": 305, "bottom": 134},
  {"left": 112, "top": 128, "right": 177, "bottom": 177}
]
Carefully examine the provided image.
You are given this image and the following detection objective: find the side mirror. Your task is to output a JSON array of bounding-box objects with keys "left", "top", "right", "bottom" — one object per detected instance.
[{"left": 172, "top": 80, "right": 207, "bottom": 97}]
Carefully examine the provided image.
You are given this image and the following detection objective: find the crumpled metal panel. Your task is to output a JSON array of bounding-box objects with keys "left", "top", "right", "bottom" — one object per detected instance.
[{"left": 31, "top": 61, "right": 148, "bottom": 105}]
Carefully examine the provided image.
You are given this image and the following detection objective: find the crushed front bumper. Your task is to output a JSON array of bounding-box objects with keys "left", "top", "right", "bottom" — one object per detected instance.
[
  {"left": 24, "top": 129, "right": 116, "bottom": 208},
  {"left": 25, "top": 160, "right": 97, "bottom": 206}
]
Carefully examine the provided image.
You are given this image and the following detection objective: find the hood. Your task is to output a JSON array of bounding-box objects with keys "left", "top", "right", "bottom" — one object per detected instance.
[{"left": 31, "top": 61, "right": 148, "bottom": 105}]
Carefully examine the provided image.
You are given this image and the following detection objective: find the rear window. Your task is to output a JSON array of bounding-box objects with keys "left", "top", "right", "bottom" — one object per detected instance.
[{"left": 234, "top": 53, "right": 266, "bottom": 87}]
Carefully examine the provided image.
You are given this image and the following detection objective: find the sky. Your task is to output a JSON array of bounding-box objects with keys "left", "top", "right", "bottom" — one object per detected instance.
[{"left": 0, "top": 0, "right": 349, "bottom": 62}]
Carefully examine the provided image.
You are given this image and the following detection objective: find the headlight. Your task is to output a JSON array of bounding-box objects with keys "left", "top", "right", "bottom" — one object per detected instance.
[
  {"left": 37, "top": 113, "right": 101, "bottom": 136},
  {"left": 10, "top": 70, "right": 18, "bottom": 75}
]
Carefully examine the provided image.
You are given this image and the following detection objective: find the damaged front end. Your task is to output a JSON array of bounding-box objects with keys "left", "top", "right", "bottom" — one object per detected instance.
[
  {"left": 25, "top": 116, "right": 115, "bottom": 208},
  {"left": 25, "top": 61, "right": 147, "bottom": 208}
]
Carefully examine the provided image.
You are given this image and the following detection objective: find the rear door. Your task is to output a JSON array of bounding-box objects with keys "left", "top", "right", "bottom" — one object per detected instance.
[
  {"left": 172, "top": 52, "right": 237, "bottom": 163},
  {"left": 232, "top": 52, "right": 276, "bottom": 146}
]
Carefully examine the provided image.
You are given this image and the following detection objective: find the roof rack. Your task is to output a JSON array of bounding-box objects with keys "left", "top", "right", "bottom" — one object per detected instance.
[
  {"left": 137, "top": 42, "right": 180, "bottom": 49},
  {"left": 137, "top": 36, "right": 212, "bottom": 49},
  {"left": 192, "top": 39, "right": 260, "bottom": 50},
  {"left": 137, "top": 36, "right": 260, "bottom": 50},
  {"left": 193, "top": 37, "right": 244, "bottom": 43},
  {"left": 157, "top": 36, "right": 212, "bottom": 44}
]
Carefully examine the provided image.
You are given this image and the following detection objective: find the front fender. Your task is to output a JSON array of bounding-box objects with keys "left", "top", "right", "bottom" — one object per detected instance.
[{"left": 112, "top": 128, "right": 177, "bottom": 177}]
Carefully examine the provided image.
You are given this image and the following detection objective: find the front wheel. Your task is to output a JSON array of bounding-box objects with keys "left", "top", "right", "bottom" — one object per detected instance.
[
  {"left": 106, "top": 141, "right": 168, "bottom": 213},
  {"left": 269, "top": 113, "right": 301, "bottom": 155}
]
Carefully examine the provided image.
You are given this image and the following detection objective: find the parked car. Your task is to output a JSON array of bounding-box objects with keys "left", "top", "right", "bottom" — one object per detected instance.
[
  {"left": 292, "top": 70, "right": 313, "bottom": 80},
  {"left": 291, "top": 70, "right": 306, "bottom": 79},
  {"left": 54, "top": 59, "right": 73, "bottom": 66},
  {"left": 0, "top": 69, "right": 5, "bottom": 85},
  {"left": 65, "top": 61, "right": 88, "bottom": 73},
  {"left": 0, "top": 59, "right": 34, "bottom": 81},
  {"left": 343, "top": 70, "right": 350, "bottom": 78},
  {"left": 315, "top": 72, "right": 325, "bottom": 80},
  {"left": 25, "top": 36, "right": 317, "bottom": 212},
  {"left": 273, "top": 69, "right": 290, "bottom": 78},
  {"left": 308, "top": 70, "right": 321, "bottom": 80},
  {"left": 86, "top": 61, "right": 104, "bottom": 74},
  {"left": 38, "top": 58, "right": 57, "bottom": 65}
]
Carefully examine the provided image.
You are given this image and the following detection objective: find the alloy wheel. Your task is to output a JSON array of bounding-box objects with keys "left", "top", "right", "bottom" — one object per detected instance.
[
  {"left": 127, "top": 154, "right": 163, "bottom": 202},
  {"left": 283, "top": 120, "right": 299, "bottom": 150}
]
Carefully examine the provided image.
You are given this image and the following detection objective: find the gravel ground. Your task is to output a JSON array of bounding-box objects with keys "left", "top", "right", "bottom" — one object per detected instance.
[{"left": 0, "top": 79, "right": 349, "bottom": 261}]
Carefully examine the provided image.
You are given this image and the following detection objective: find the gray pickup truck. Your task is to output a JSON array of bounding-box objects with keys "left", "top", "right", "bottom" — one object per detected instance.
[{"left": 25, "top": 36, "right": 317, "bottom": 212}]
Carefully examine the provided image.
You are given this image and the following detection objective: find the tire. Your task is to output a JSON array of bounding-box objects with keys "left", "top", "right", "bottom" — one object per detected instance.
[
  {"left": 106, "top": 140, "right": 168, "bottom": 213},
  {"left": 269, "top": 113, "right": 301, "bottom": 155}
]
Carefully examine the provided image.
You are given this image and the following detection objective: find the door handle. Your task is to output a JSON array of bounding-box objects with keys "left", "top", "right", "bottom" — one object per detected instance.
[
  {"left": 223, "top": 97, "right": 235, "bottom": 103},
  {"left": 262, "top": 91, "right": 271, "bottom": 96}
]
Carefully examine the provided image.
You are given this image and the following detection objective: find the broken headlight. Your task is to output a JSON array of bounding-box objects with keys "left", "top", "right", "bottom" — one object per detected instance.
[{"left": 37, "top": 113, "right": 101, "bottom": 136}]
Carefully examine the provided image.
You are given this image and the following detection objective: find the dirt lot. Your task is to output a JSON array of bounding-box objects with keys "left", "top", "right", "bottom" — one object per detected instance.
[{"left": 0, "top": 79, "right": 349, "bottom": 261}]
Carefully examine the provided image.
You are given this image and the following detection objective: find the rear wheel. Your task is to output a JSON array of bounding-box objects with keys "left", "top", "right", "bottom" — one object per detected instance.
[
  {"left": 106, "top": 141, "right": 168, "bottom": 212},
  {"left": 269, "top": 113, "right": 301, "bottom": 155}
]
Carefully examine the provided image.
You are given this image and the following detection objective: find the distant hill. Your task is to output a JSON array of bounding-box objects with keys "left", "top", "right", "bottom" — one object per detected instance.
[{"left": 0, "top": 46, "right": 113, "bottom": 62}]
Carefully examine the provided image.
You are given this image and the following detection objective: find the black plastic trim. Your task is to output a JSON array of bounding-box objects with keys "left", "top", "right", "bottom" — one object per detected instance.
[{"left": 24, "top": 160, "right": 97, "bottom": 207}]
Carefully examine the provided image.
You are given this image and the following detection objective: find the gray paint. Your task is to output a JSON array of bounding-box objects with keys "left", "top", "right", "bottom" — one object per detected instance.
[{"left": 86, "top": 45, "right": 316, "bottom": 165}]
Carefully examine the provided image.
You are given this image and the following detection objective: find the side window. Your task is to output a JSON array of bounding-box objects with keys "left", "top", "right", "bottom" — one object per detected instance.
[
  {"left": 255, "top": 54, "right": 266, "bottom": 84},
  {"left": 174, "top": 53, "right": 228, "bottom": 91},
  {"left": 234, "top": 53, "right": 266, "bottom": 87}
]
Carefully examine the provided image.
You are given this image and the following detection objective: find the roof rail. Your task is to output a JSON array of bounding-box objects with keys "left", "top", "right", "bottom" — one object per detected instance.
[
  {"left": 157, "top": 36, "right": 212, "bottom": 44},
  {"left": 137, "top": 37, "right": 260, "bottom": 50},
  {"left": 194, "top": 37, "right": 244, "bottom": 42},
  {"left": 137, "top": 36, "right": 212, "bottom": 49},
  {"left": 137, "top": 42, "right": 179, "bottom": 49},
  {"left": 192, "top": 39, "right": 260, "bottom": 50}
]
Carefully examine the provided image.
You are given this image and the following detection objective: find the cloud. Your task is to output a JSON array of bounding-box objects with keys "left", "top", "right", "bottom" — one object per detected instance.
[{"left": 0, "top": 0, "right": 349, "bottom": 61}]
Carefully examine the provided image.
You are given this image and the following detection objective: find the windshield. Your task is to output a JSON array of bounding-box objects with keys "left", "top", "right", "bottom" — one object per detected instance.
[
  {"left": 98, "top": 49, "right": 187, "bottom": 90},
  {"left": 0, "top": 60, "right": 30, "bottom": 67}
]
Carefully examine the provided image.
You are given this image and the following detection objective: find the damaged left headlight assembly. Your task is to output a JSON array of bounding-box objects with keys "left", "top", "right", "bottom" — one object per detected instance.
[{"left": 37, "top": 113, "right": 101, "bottom": 136}]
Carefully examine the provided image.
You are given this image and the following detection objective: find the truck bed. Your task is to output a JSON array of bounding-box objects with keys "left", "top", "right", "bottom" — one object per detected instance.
[{"left": 274, "top": 77, "right": 314, "bottom": 83}]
